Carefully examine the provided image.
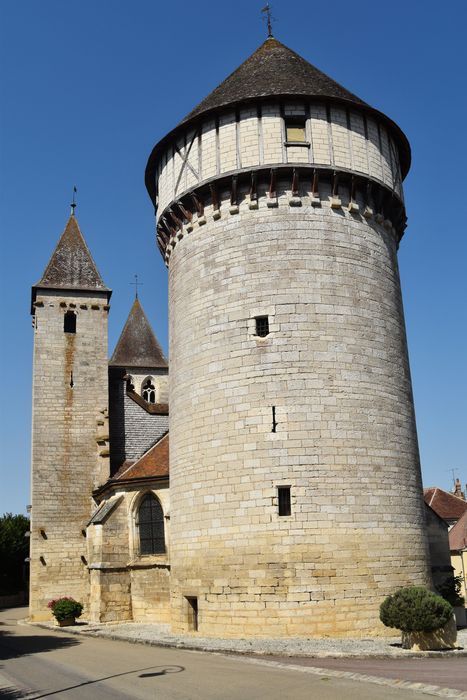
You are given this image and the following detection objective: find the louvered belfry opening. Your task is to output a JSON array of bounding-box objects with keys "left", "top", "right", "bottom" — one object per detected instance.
[{"left": 138, "top": 493, "right": 165, "bottom": 554}]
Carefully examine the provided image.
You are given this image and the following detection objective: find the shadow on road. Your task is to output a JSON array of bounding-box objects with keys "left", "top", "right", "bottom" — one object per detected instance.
[
  {"left": 0, "top": 628, "right": 80, "bottom": 662},
  {"left": 26, "top": 665, "right": 185, "bottom": 698},
  {"left": 0, "top": 687, "right": 31, "bottom": 700},
  {"left": 139, "top": 666, "right": 184, "bottom": 677}
]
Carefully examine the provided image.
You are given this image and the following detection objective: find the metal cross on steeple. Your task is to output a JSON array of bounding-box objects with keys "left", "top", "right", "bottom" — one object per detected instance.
[
  {"left": 130, "top": 274, "right": 143, "bottom": 299},
  {"left": 70, "top": 186, "right": 77, "bottom": 215},
  {"left": 261, "top": 3, "right": 274, "bottom": 38}
]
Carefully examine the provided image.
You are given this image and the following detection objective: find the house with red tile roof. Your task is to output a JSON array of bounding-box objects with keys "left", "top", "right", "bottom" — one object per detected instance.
[
  {"left": 449, "top": 511, "right": 467, "bottom": 600},
  {"left": 423, "top": 486, "right": 467, "bottom": 528},
  {"left": 424, "top": 484, "right": 467, "bottom": 603}
]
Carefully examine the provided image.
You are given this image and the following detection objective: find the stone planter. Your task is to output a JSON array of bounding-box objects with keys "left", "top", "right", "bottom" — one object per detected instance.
[
  {"left": 401, "top": 616, "right": 457, "bottom": 650},
  {"left": 55, "top": 617, "right": 76, "bottom": 627},
  {"left": 454, "top": 606, "right": 466, "bottom": 628}
]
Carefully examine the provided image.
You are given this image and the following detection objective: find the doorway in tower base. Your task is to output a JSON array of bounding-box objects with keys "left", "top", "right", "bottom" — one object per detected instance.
[{"left": 185, "top": 596, "right": 198, "bottom": 631}]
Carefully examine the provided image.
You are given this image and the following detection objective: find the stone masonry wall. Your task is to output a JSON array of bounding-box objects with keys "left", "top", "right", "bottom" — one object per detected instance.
[
  {"left": 167, "top": 191, "right": 431, "bottom": 638},
  {"left": 29, "top": 289, "right": 109, "bottom": 621},
  {"left": 87, "top": 486, "right": 170, "bottom": 622}
]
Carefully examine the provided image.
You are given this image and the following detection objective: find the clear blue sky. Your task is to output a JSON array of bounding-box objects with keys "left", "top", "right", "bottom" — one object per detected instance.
[{"left": 1, "top": 0, "right": 466, "bottom": 516}]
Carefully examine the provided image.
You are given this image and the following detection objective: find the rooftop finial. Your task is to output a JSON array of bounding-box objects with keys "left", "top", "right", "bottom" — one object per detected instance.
[
  {"left": 261, "top": 3, "right": 274, "bottom": 38},
  {"left": 130, "top": 273, "right": 143, "bottom": 300},
  {"left": 70, "top": 186, "right": 77, "bottom": 215}
]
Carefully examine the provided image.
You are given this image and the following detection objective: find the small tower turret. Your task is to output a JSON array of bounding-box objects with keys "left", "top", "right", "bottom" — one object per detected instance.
[{"left": 29, "top": 214, "right": 111, "bottom": 621}]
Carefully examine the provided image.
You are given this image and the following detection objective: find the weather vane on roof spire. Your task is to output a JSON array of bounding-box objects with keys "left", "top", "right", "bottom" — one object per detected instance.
[
  {"left": 70, "top": 186, "right": 77, "bottom": 215},
  {"left": 261, "top": 3, "right": 275, "bottom": 38},
  {"left": 130, "top": 274, "right": 143, "bottom": 300}
]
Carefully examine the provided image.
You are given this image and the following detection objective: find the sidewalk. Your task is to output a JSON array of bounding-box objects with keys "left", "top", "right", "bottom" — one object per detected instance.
[{"left": 27, "top": 617, "right": 467, "bottom": 659}]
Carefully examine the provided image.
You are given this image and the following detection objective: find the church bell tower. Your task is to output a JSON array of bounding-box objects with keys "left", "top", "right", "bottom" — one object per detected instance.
[{"left": 29, "top": 214, "right": 111, "bottom": 621}]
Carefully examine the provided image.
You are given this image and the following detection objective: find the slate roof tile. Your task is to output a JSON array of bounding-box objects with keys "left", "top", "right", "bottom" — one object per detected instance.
[
  {"left": 181, "top": 37, "right": 367, "bottom": 124},
  {"left": 35, "top": 215, "right": 109, "bottom": 292},
  {"left": 109, "top": 298, "right": 168, "bottom": 368}
]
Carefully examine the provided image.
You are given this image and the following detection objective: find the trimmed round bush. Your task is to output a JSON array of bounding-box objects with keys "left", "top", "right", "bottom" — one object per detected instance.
[{"left": 380, "top": 586, "right": 452, "bottom": 633}]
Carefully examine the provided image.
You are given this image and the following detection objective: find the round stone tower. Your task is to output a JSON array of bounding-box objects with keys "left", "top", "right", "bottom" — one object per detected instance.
[{"left": 145, "top": 37, "right": 431, "bottom": 637}]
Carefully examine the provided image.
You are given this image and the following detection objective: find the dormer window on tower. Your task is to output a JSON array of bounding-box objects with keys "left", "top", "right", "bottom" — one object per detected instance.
[
  {"left": 285, "top": 116, "right": 307, "bottom": 144},
  {"left": 142, "top": 378, "right": 156, "bottom": 404},
  {"left": 64, "top": 311, "right": 76, "bottom": 334}
]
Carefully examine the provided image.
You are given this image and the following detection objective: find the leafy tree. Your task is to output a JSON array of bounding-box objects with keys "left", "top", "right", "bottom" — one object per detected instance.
[
  {"left": 0, "top": 513, "right": 30, "bottom": 594},
  {"left": 436, "top": 574, "right": 465, "bottom": 607}
]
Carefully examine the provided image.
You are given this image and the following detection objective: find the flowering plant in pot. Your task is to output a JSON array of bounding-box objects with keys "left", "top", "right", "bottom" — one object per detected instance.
[
  {"left": 48, "top": 597, "right": 83, "bottom": 626},
  {"left": 380, "top": 586, "right": 456, "bottom": 650}
]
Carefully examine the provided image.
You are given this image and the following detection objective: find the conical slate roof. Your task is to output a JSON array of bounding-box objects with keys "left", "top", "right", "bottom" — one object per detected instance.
[
  {"left": 110, "top": 298, "right": 168, "bottom": 368},
  {"left": 35, "top": 215, "right": 109, "bottom": 292},
  {"left": 181, "top": 37, "right": 367, "bottom": 125},
  {"left": 145, "top": 37, "right": 411, "bottom": 200}
]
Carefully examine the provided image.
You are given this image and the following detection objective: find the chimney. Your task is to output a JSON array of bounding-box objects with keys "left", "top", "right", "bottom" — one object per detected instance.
[{"left": 452, "top": 478, "right": 465, "bottom": 500}]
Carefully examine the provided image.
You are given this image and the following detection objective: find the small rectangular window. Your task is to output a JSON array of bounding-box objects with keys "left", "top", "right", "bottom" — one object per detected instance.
[
  {"left": 64, "top": 311, "right": 76, "bottom": 333},
  {"left": 278, "top": 486, "right": 291, "bottom": 516},
  {"left": 285, "top": 118, "right": 307, "bottom": 143},
  {"left": 255, "top": 316, "right": 269, "bottom": 337}
]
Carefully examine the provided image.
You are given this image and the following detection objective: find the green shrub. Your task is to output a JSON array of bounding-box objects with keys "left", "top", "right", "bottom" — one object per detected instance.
[
  {"left": 47, "top": 597, "right": 83, "bottom": 621},
  {"left": 380, "top": 586, "right": 453, "bottom": 632},
  {"left": 436, "top": 574, "right": 465, "bottom": 607}
]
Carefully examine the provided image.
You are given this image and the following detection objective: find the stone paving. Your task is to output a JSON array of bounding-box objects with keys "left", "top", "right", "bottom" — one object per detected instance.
[{"left": 30, "top": 618, "right": 467, "bottom": 659}]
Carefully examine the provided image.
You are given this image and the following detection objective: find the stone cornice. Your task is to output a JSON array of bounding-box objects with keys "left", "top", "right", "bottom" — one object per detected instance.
[{"left": 156, "top": 164, "right": 407, "bottom": 265}]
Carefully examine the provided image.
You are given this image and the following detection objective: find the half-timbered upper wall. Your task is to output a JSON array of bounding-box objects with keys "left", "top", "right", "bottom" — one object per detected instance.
[{"left": 155, "top": 101, "right": 403, "bottom": 215}]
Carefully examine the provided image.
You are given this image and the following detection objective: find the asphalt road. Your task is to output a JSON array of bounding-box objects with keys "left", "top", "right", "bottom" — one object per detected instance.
[
  {"left": 0, "top": 608, "right": 457, "bottom": 700},
  {"left": 273, "top": 655, "right": 467, "bottom": 693}
]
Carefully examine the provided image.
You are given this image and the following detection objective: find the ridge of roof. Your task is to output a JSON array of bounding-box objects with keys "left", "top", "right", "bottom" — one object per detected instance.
[
  {"left": 34, "top": 215, "right": 109, "bottom": 293},
  {"left": 423, "top": 487, "right": 437, "bottom": 507},
  {"left": 109, "top": 298, "right": 168, "bottom": 368}
]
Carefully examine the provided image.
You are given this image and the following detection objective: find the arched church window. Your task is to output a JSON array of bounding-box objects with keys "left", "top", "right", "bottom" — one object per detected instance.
[
  {"left": 137, "top": 493, "right": 165, "bottom": 555},
  {"left": 142, "top": 378, "right": 156, "bottom": 404},
  {"left": 64, "top": 311, "right": 76, "bottom": 333}
]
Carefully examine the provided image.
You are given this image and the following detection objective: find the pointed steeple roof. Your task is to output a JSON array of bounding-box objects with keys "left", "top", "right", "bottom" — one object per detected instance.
[
  {"left": 181, "top": 37, "right": 367, "bottom": 125},
  {"left": 109, "top": 298, "right": 168, "bottom": 368},
  {"left": 35, "top": 215, "right": 110, "bottom": 293}
]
